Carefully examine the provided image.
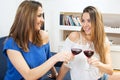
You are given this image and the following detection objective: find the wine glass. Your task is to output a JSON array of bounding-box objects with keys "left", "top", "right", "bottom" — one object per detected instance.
[
  {"left": 71, "top": 47, "right": 82, "bottom": 55},
  {"left": 71, "top": 43, "right": 82, "bottom": 55},
  {"left": 64, "top": 44, "right": 82, "bottom": 68},
  {"left": 83, "top": 42, "right": 98, "bottom": 79},
  {"left": 84, "top": 50, "right": 94, "bottom": 58},
  {"left": 83, "top": 42, "right": 94, "bottom": 70}
]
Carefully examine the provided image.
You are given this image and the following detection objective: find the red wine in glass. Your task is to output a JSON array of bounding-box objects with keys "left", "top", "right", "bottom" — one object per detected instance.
[
  {"left": 84, "top": 50, "right": 94, "bottom": 58},
  {"left": 71, "top": 48, "right": 82, "bottom": 55}
]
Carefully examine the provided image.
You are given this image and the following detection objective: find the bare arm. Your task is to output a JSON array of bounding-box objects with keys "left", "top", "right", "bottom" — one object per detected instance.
[
  {"left": 88, "top": 41, "right": 113, "bottom": 75},
  {"left": 56, "top": 63, "right": 70, "bottom": 80},
  {"left": 7, "top": 50, "right": 72, "bottom": 80},
  {"left": 97, "top": 43, "right": 113, "bottom": 75}
]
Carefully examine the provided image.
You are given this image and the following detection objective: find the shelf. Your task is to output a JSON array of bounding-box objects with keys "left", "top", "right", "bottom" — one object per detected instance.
[
  {"left": 110, "top": 44, "right": 120, "bottom": 52},
  {"left": 60, "top": 12, "right": 81, "bottom": 27},
  {"left": 58, "top": 25, "right": 81, "bottom": 31},
  {"left": 58, "top": 26, "right": 120, "bottom": 34},
  {"left": 105, "top": 27, "right": 120, "bottom": 34}
]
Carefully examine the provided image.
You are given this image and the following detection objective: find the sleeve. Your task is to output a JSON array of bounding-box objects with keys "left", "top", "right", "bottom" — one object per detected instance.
[
  {"left": 44, "top": 42, "right": 52, "bottom": 59},
  {"left": 3, "top": 37, "right": 20, "bottom": 56}
]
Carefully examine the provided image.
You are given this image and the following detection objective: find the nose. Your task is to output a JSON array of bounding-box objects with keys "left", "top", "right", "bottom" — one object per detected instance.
[
  {"left": 83, "top": 22, "right": 88, "bottom": 27},
  {"left": 41, "top": 16, "right": 44, "bottom": 23}
]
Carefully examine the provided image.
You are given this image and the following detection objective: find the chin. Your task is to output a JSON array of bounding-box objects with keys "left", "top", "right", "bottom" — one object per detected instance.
[{"left": 85, "top": 32, "right": 90, "bottom": 35}]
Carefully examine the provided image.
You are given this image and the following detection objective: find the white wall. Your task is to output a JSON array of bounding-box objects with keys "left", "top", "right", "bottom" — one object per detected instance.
[{"left": 0, "top": 0, "right": 24, "bottom": 37}]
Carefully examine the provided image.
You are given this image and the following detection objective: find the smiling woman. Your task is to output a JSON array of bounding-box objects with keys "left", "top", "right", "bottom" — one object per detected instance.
[
  {"left": 57, "top": 6, "right": 113, "bottom": 80},
  {"left": 2, "top": 1, "right": 74, "bottom": 80},
  {"left": 35, "top": 7, "right": 44, "bottom": 31}
]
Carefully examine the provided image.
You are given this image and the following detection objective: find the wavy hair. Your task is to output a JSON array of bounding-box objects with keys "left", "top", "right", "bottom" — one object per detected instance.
[
  {"left": 9, "top": 1, "right": 43, "bottom": 52},
  {"left": 81, "top": 6, "right": 106, "bottom": 63}
]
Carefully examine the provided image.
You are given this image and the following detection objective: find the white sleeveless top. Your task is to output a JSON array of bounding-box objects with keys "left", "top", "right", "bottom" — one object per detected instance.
[{"left": 61, "top": 32, "right": 109, "bottom": 80}]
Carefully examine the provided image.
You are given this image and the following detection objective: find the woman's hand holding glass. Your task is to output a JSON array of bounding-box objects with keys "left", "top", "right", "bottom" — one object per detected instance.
[
  {"left": 55, "top": 51, "right": 74, "bottom": 63},
  {"left": 88, "top": 56, "right": 103, "bottom": 70},
  {"left": 71, "top": 45, "right": 82, "bottom": 55},
  {"left": 61, "top": 44, "right": 82, "bottom": 68}
]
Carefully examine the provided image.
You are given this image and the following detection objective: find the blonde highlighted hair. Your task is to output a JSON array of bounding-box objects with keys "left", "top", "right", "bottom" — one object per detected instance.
[{"left": 81, "top": 6, "right": 106, "bottom": 63}]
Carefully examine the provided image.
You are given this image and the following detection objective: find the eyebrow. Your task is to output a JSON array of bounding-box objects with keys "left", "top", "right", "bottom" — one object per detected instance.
[{"left": 38, "top": 12, "right": 44, "bottom": 15}]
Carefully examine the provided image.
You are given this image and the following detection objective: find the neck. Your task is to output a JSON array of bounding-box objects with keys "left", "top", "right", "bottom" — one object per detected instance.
[{"left": 84, "top": 33, "right": 92, "bottom": 42}]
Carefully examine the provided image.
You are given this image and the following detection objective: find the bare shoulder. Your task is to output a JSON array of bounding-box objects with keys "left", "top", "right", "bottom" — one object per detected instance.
[
  {"left": 68, "top": 31, "right": 80, "bottom": 42},
  {"left": 40, "top": 30, "right": 49, "bottom": 44}
]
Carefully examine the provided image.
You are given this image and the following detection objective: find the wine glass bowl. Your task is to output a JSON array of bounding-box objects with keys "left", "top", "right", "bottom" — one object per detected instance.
[
  {"left": 71, "top": 48, "right": 82, "bottom": 55},
  {"left": 83, "top": 50, "right": 94, "bottom": 58},
  {"left": 83, "top": 42, "right": 94, "bottom": 58}
]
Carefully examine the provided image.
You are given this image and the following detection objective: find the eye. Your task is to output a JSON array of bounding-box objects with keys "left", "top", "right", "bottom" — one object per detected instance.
[
  {"left": 87, "top": 19, "right": 91, "bottom": 23},
  {"left": 81, "top": 19, "right": 84, "bottom": 23},
  {"left": 37, "top": 13, "right": 44, "bottom": 17}
]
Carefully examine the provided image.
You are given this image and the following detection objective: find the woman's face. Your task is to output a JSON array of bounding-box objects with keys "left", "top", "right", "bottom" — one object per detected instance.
[
  {"left": 35, "top": 6, "right": 44, "bottom": 31},
  {"left": 81, "top": 12, "right": 91, "bottom": 35}
]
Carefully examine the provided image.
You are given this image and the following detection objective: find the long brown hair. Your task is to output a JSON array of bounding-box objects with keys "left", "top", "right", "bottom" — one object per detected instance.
[
  {"left": 9, "top": 1, "right": 43, "bottom": 52},
  {"left": 81, "top": 6, "right": 106, "bottom": 63}
]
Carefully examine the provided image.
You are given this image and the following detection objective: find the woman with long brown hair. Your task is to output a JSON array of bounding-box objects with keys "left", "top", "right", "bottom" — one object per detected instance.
[
  {"left": 57, "top": 6, "right": 113, "bottom": 80},
  {"left": 3, "top": 1, "right": 73, "bottom": 80}
]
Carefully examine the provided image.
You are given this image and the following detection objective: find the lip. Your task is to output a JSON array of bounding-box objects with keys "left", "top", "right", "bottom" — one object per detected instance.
[
  {"left": 84, "top": 28, "right": 91, "bottom": 34},
  {"left": 84, "top": 27, "right": 90, "bottom": 31}
]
